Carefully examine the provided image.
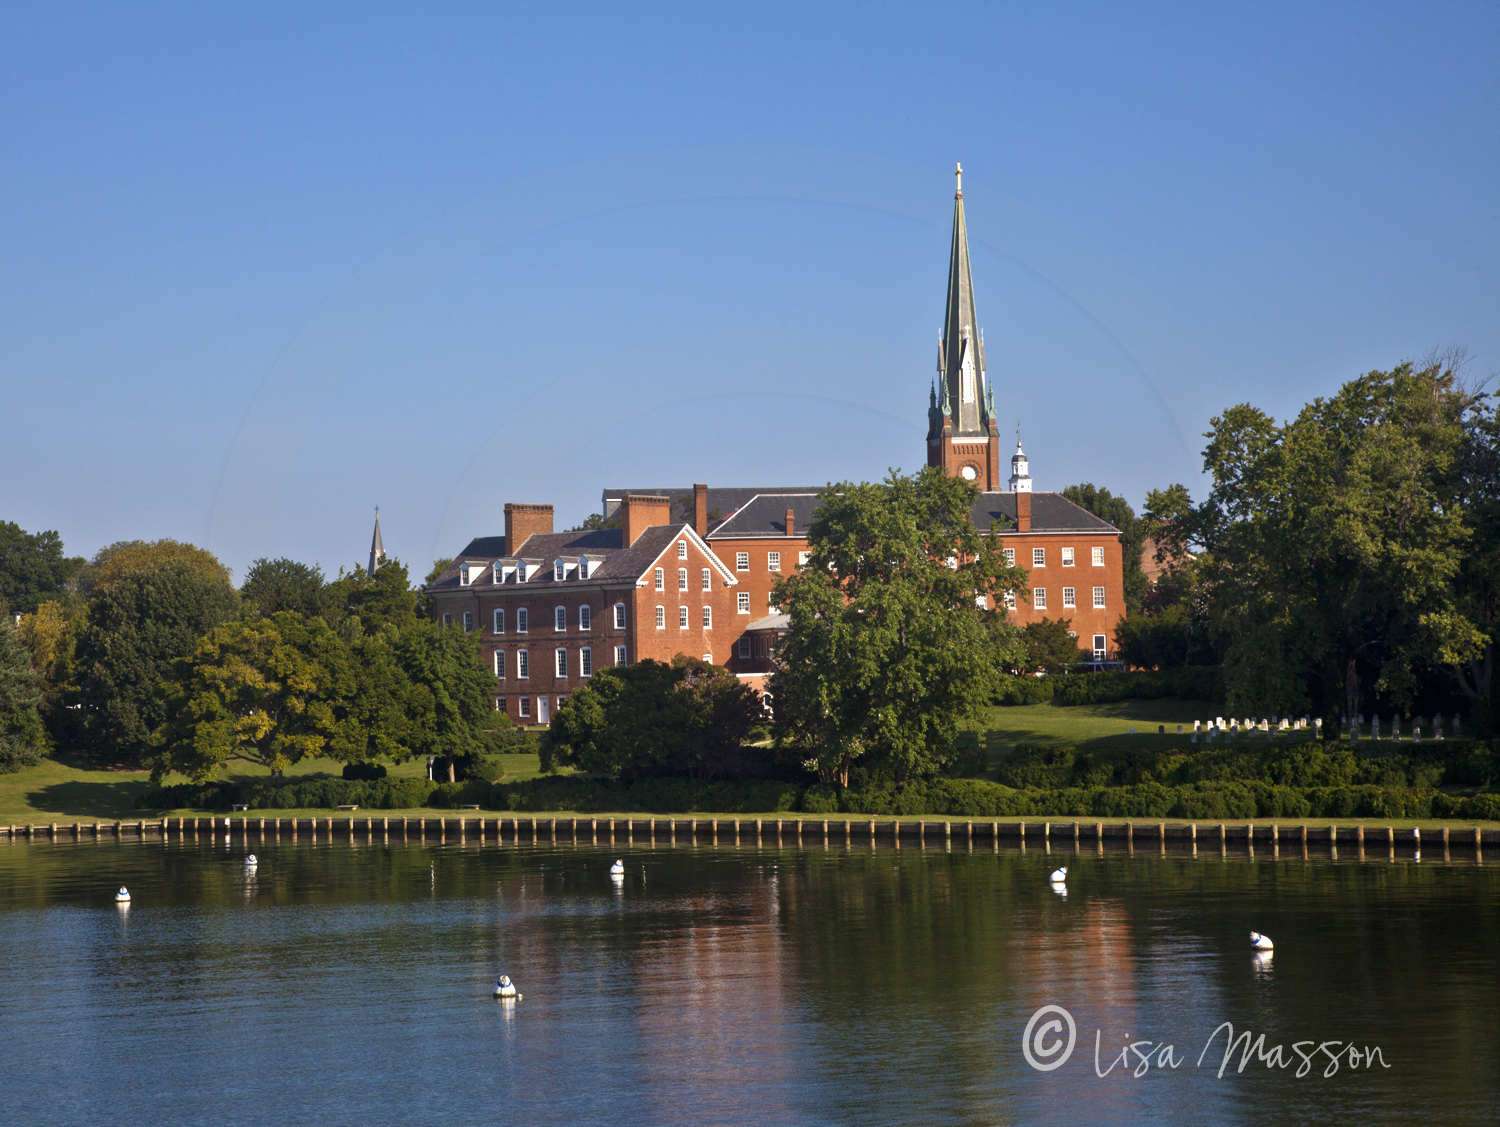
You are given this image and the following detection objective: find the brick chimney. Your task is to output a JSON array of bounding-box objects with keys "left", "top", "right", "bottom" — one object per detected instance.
[
  {"left": 694, "top": 483, "right": 708, "bottom": 537},
  {"left": 785, "top": 508, "right": 795, "bottom": 537},
  {"left": 1016, "top": 492, "right": 1032, "bottom": 533},
  {"left": 504, "top": 503, "right": 554, "bottom": 556},
  {"left": 622, "top": 494, "right": 672, "bottom": 547}
]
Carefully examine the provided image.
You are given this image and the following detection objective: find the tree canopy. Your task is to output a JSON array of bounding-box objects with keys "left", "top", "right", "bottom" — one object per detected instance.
[
  {"left": 769, "top": 467, "right": 1025, "bottom": 786},
  {"left": 0, "top": 522, "right": 84, "bottom": 616},
  {"left": 543, "top": 655, "right": 763, "bottom": 782},
  {"left": 0, "top": 617, "right": 45, "bottom": 773},
  {"left": 1144, "top": 357, "right": 1492, "bottom": 724},
  {"left": 241, "top": 558, "right": 328, "bottom": 618}
]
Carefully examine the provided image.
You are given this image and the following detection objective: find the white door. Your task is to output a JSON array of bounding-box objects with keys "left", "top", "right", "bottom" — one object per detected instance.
[{"left": 537, "top": 696, "right": 550, "bottom": 725}]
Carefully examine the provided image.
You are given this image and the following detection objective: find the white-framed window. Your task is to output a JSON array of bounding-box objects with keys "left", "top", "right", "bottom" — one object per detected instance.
[
  {"left": 678, "top": 568, "right": 688, "bottom": 591},
  {"left": 1062, "top": 547, "right": 1075, "bottom": 567},
  {"left": 1092, "top": 634, "right": 1106, "bottom": 659},
  {"left": 494, "top": 650, "right": 506, "bottom": 678},
  {"left": 516, "top": 608, "right": 528, "bottom": 633},
  {"left": 679, "top": 606, "right": 689, "bottom": 628},
  {"left": 702, "top": 606, "right": 712, "bottom": 628},
  {"left": 1003, "top": 548, "right": 1015, "bottom": 566},
  {"left": 517, "top": 650, "right": 529, "bottom": 679},
  {"left": 677, "top": 540, "right": 687, "bottom": 559},
  {"left": 738, "top": 636, "right": 752, "bottom": 659},
  {"left": 1067, "top": 631, "right": 1077, "bottom": 639},
  {"left": 1092, "top": 546, "right": 1105, "bottom": 566},
  {"left": 613, "top": 603, "right": 626, "bottom": 628},
  {"left": 493, "top": 564, "right": 503, "bottom": 584},
  {"left": 1093, "top": 586, "right": 1106, "bottom": 608},
  {"left": 460, "top": 563, "right": 472, "bottom": 586},
  {"left": 493, "top": 608, "right": 505, "bottom": 633},
  {"left": 516, "top": 563, "right": 527, "bottom": 584},
  {"left": 768, "top": 552, "right": 781, "bottom": 572},
  {"left": 654, "top": 567, "right": 664, "bottom": 590},
  {"left": 1003, "top": 591, "right": 1016, "bottom": 610},
  {"left": 1033, "top": 548, "right": 1046, "bottom": 567},
  {"left": 554, "top": 606, "right": 567, "bottom": 632},
  {"left": 578, "top": 558, "right": 590, "bottom": 580},
  {"left": 799, "top": 551, "right": 810, "bottom": 566},
  {"left": 1062, "top": 587, "right": 1076, "bottom": 608},
  {"left": 519, "top": 696, "right": 531, "bottom": 718},
  {"left": 614, "top": 645, "right": 627, "bottom": 666},
  {"left": 580, "top": 647, "right": 592, "bottom": 677},
  {"left": 554, "top": 560, "right": 565, "bottom": 582},
  {"left": 441, "top": 612, "right": 452, "bottom": 628},
  {"left": 736, "top": 552, "right": 749, "bottom": 571},
  {"left": 462, "top": 611, "right": 473, "bottom": 633},
  {"left": 655, "top": 605, "right": 665, "bottom": 628},
  {"left": 702, "top": 568, "right": 711, "bottom": 591},
  {"left": 1033, "top": 588, "right": 1047, "bottom": 610},
  {"left": 701, "top": 653, "right": 712, "bottom": 663},
  {"left": 579, "top": 605, "right": 591, "bottom": 630},
  {"left": 738, "top": 592, "right": 750, "bottom": 613},
  {"left": 555, "top": 648, "right": 568, "bottom": 678},
  {"left": 495, "top": 695, "right": 505, "bottom": 711}
]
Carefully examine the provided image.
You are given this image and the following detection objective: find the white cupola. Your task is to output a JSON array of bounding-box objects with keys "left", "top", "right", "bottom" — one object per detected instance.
[{"left": 1009, "top": 439, "right": 1032, "bottom": 493}]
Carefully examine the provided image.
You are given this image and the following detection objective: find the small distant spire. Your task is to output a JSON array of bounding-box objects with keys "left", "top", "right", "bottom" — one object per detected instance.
[
  {"left": 955, "top": 162, "right": 963, "bottom": 199},
  {"left": 369, "top": 508, "right": 385, "bottom": 574}
]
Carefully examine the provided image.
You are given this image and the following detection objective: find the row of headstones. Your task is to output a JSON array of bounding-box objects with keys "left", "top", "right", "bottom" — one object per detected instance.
[
  {"left": 1184, "top": 716, "right": 1322, "bottom": 743},
  {"left": 1338, "top": 713, "right": 1461, "bottom": 741}
]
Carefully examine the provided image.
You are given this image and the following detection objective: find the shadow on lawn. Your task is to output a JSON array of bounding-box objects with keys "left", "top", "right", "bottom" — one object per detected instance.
[{"left": 26, "top": 780, "right": 156, "bottom": 820}]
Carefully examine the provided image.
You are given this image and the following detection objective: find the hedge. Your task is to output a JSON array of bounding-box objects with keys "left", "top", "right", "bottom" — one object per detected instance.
[
  {"left": 1051, "top": 666, "right": 1223, "bottom": 706},
  {"left": 994, "top": 674, "right": 1055, "bottom": 706}
]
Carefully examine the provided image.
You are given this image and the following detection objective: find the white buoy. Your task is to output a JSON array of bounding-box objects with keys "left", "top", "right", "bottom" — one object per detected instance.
[
  {"left": 1250, "top": 931, "right": 1274, "bottom": 950},
  {"left": 493, "top": 974, "right": 520, "bottom": 999},
  {"left": 244, "top": 854, "right": 258, "bottom": 867},
  {"left": 1049, "top": 866, "right": 1067, "bottom": 883},
  {"left": 115, "top": 886, "right": 131, "bottom": 903},
  {"left": 609, "top": 859, "right": 625, "bottom": 875}
]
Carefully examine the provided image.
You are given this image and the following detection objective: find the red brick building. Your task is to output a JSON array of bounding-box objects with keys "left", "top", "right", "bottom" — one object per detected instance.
[{"left": 427, "top": 165, "right": 1127, "bottom": 718}]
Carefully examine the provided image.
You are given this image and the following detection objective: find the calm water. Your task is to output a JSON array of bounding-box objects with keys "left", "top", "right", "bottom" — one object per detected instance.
[{"left": 0, "top": 833, "right": 1496, "bottom": 1125}]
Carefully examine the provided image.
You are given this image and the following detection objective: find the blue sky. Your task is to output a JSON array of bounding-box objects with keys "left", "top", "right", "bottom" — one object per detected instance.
[{"left": 2, "top": 2, "right": 1496, "bottom": 580}]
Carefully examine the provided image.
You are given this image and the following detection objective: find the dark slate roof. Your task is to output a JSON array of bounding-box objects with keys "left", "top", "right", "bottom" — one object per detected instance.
[
  {"left": 429, "top": 524, "right": 729, "bottom": 592},
  {"left": 601, "top": 486, "right": 824, "bottom": 531},
  {"left": 707, "top": 493, "right": 821, "bottom": 539},
  {"left": 970, "top": 492, "right": 1120, "bottom": 534}
]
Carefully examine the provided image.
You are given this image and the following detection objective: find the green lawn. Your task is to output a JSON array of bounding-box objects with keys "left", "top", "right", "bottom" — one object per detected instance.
[{"left": 1, "top": 698, "right": 1493, "bottom": 831}]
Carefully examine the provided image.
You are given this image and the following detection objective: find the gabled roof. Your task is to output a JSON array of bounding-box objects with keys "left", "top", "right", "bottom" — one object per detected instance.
[
  {"left": 970, "top": 492, "right": 1120, "bottom": 535},
  {"left": 429, "top": 523, "right": 738, "bottom": 592},
  {"left": 707, "top": 493, "right": 821, "bottom": 539}
]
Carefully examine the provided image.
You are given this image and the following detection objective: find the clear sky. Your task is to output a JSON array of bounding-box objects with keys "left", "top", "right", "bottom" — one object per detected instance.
[{"left": 3, "top": 2, "right": 1496, "bottom": 580}]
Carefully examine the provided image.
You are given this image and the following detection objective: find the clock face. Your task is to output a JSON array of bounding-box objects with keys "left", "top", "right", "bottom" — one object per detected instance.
[{"left": 960, "top": 465, "right": 978, "bottom": 481}]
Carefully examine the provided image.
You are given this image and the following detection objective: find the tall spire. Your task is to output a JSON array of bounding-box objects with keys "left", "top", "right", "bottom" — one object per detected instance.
[
  {"left": 368, "top": 508, "right": 385, "bottom": 574},
  {"left": 939, "top": 161, "right": 988, "bottom": 436}
]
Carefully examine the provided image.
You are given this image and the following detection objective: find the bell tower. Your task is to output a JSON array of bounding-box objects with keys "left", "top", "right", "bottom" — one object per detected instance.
[{"left": 926, "top": 163, "right": 1002, "bottom": 489}]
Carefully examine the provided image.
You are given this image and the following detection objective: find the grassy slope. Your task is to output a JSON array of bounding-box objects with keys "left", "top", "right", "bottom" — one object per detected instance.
[{"left": 2, "top": 699, "right": 1494, "bottom": 829}]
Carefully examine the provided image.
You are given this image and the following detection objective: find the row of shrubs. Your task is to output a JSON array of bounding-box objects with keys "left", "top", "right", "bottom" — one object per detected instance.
[
  {"left": 994, "top": 667, "right": 1225, "bottom": 706},
  {"left": 995, "top": 742, "right": 1499, "bottom": 792},
  {"left": 138, "top": 771, "right": 1500, "bottom": 822}
]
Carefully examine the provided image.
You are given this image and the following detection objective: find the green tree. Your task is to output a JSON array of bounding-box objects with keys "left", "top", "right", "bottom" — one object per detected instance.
[
  {"left": 324, "top": 559, "right": 420, "bottom": 631},
  {"left": 1061, "top": 483, "right": 1148, "bottom": 615},
  {"left": 0, "top": 617, "right": 45, "bottom": 773},
  {"left": 1019, "top": 617, "right": 1084, "bottom": 674},
  {"left": 77, "top": 539, "right": 232, "bottom": 597},
  {"left": 394, "top": 620, "right": 499, "bottom": 780},
  {"left": 1153, "top": 359, "right": 1477, "bottom": 717},
  {"left": 147, "top": 613, "right": 354, "bottom": 781},
  {"left": 566, "top": 512, "right": 621, "bottom": 532},
  {"left": 544, "top": 655, "right": 762, "bottom": 781},
  {"left": 769, "top": 467, "right": 1025, "bottom": 787},
  {"left": 70, "top": 558, "right": 241, "bottom": 765},
  {"left": 0, "top": 522, "right": 84, "bottom": 616},
  {"left": 241, "top": 557, "right": 328, "bottom": 618}
]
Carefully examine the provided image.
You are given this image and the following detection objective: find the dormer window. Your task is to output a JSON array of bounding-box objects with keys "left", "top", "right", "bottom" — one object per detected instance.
[
  {"left": 554, "top": 559, "right": 565, "bottom": 582},
  {"left": 578, "top": 557, "right": 590, "bottom": 580},
  {"left": 493, "top": 563, "right": 503, "bottom": 584},
  {"left": 459, "top": 564, "right": 471, "bottom": 586}
]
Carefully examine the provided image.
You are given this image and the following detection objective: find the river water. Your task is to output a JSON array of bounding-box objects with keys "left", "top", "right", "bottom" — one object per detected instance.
[{"left": 0, "top": 832, "right": 1495, "bottom": 1125}]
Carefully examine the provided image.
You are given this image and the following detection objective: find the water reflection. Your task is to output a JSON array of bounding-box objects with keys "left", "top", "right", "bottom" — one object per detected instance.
[{"left": 0, "top": 838, "right": 1496, "bottom": 1126}]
